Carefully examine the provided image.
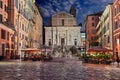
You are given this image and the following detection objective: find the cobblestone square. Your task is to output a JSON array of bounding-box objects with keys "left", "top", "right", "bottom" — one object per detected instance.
[{"left": 0, "top": 58, "right": 120, "bottom": 80}]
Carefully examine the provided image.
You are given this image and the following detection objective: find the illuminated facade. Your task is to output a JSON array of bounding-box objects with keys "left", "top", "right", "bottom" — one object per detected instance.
[
  {"left": 96, "top": 4, "right": 113, "bottom": 50},
  {"left": 45, "top": 12, "right": 81, "bottom": 47},
  {"left": 113, "top": 0, "right": 120, "bottom": 57},
  {"left": 85, "top": 12, "right": 102, "bottom": 50},
  {"left": 8, "top": 0, "right": 30, "bottom": 56},
  {"left": 0, "top": 0, "right": 14, "bottom": 59},
  {"left": 32, "top": 3, "right": 43, "bottom": 48}
]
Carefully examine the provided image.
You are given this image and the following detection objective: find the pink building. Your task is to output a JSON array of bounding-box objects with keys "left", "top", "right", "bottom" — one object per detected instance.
[
  {"left": 0, "top": 0, "right": 14, "bottom": 59},
  {"left": 113, "top": 0, "right": 120, "bottom": 58},
  {"left": 85, "top": 12, "right": 102, "bottom": 50}
]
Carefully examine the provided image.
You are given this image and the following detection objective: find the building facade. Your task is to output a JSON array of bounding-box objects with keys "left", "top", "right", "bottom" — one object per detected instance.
[
  {"left": 6, "top": 0, "right": 43, "bottom": 58},
  {"left": 45, "top": 12, "right": 81, "bottom": 47},
  {"left": 113, "top": 0, "right": 120, "bottom": 57},
  {"left": 85, "top": 12, "right": 102, "bottom": 50},
  {"left": 96, "top": 4, "right": 113, "bottom": 50},
  {"left": 32, "top": 3, "right": 43, "bottom": 48},
  {"left": 0, "top": 0, "right": 14, "bottom": 59},
  {"left": 8, "top": 0, "right": 30, "bottom": 56}
]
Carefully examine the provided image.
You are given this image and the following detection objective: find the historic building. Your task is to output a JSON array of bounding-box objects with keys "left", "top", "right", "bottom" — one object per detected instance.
[
  {"left": 96, "top": 4, "right": 113, "bottom": 50},
  {"left": 113, "top": 0, "right": 120, "bottom": 57},
  {"left": 6, "top": 0, "right": 43, "bottom": 58},
  {"left": 0, "top": 0, "right": 14, "bottom": 59},
  {"left": 31, "top": 3, "right": 43, "bottom": 48},
  {"left": 45, "top": 12, "right": 81, "bottom": 47},
  {"left": 85, "top": 12, "right": 102, "bottom": 50},
  {"left": 8, "top": 0, "right": 30, "bottom": 57}
]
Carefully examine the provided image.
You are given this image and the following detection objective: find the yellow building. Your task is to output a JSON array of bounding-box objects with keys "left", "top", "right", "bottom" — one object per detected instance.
[
  {"left": 32, "top": 3, "right": 43, "bottom": 48},
  {"left": 96, "top": 4, "right": 113, "bottom": 50}
]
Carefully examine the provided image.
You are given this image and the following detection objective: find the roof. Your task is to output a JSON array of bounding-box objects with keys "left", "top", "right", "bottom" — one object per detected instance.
[
  {"left": 87, "top": 11, "right": 103, "bottom": 16},
  {"left": 52, "top": 11, "right": 74, "bottom": 17}
]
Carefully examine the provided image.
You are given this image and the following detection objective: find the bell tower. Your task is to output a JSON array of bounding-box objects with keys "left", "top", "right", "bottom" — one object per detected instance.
[{"left": 70, "top": 6, "right": 76, "bottom": 17}]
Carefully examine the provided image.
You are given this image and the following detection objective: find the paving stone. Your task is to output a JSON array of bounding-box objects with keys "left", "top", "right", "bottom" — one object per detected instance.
[{"left": 0, "top": 58, "right": 120, "bottom": 80}]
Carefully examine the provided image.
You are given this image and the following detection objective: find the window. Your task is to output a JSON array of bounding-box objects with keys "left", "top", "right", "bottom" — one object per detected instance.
[
  {"left": 15, "top": 0, "right": 18, "bottom": 9},
  {"left": 119, "top": 4, "right": 120, "bottom": 12},
  {"left": 91, "top": 30, "right": 96, "bottom": 34},
  {"left": 11, "top": 36, "right": 14, "bottom": 42},
  {"left": 7, "top": 32, "right": 9, "bottom": 41},
  {"left": 114, "top": 21, "right": 118, "bottom": 30},
  {"left": 25, "top": 36, "right": 27, "bottom": 41},
  {"left": 1, "top": 29, "right": 6, "bottom": 39},
  {"left": 92, "top": 23, "right": 94, "bottom": 26},
  {"left": 0, "top": 1, "right": 2, "bottom": 8},
  {"left": 69, "top": 34, "right": 71, "bottom": 41},
  {"left": 5, "top": 5, "right": 8, "bottom": 12},
  {"left": 74, "top": 39, "right": 77, "bottom": 45},
  {"left": 49, "top": 39, "right": 52, "bottom": 46},
  {"left": 91, "top": 36, "right": 96, "bottom": 40},
  {"left": 22, "top": 34, "right": 24, "bottom": 39},
  {"left": 2, "top": 44, "right": 5, "bottom": 56},
  {"left": 22, "top": 24, "right": 24, "bottom": 31},
  {"left": 0, "top": 14, "right": 2, "bottom": 23},
  {"left": 62, "top": 19, "right": 64, "bottom": 26},
  {"left": 92, "top": 17, "right": 94, "bottom": 20}
]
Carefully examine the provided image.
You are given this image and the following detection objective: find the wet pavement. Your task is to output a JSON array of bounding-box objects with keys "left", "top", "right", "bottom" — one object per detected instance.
[{"left": 0, "top": 58, "right": 120, "bottom": 80}]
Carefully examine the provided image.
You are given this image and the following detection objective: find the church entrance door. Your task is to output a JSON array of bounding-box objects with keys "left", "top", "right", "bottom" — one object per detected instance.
[{"left": 61, "top": 38, "right": 65, "bottom": 46}]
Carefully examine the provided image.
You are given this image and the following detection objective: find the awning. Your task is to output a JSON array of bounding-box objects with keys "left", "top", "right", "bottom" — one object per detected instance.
[
  {"left": 21, "top": 48, "right": 42, "bottom": 52},
  {"left": 87, "top": 46, "right": 113, "bottom": 53}
]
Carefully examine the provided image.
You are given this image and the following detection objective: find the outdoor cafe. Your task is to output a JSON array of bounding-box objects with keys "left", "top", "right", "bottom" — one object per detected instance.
[
  {"left": 83, "top": 46, "right": 113, "bottom": 64},
  {"left": 21, "top": 48, "right": 52, "bottom": 61}
]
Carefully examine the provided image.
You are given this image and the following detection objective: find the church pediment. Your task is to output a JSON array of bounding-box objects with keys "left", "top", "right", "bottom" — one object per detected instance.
[{"left": 52, "top": 12, "right": 74, "bottom": 18}]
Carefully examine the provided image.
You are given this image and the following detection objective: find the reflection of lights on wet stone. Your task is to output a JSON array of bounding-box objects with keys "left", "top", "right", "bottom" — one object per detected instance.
[{"left": 0, "top": 58, "right": 120, "bottom": 80}]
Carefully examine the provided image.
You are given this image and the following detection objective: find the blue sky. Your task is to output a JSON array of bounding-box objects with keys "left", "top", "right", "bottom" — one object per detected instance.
[{"left": 36, "top": 0, "right": 113, "bottom": 31}]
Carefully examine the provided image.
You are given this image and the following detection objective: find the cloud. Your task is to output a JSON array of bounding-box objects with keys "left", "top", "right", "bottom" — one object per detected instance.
[
  {"left": 69, "top": 0, "right": 77, "bottom": 5},
  {"left": 40, "top": 7, "right": 49, "bottom": 17}
]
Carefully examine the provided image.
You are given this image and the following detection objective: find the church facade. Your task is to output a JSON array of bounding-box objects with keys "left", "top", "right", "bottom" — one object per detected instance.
[{"left": 45, "top": 12, "right": 81, "bottom": 47}]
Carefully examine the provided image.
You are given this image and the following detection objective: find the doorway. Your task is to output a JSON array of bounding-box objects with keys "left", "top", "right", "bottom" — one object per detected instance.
[
  {"left": 2, "top": 44, "right": 5, "bottom": 58},
  {"left": 61, "top": 38, "right": 65, "bottom": 46}
]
